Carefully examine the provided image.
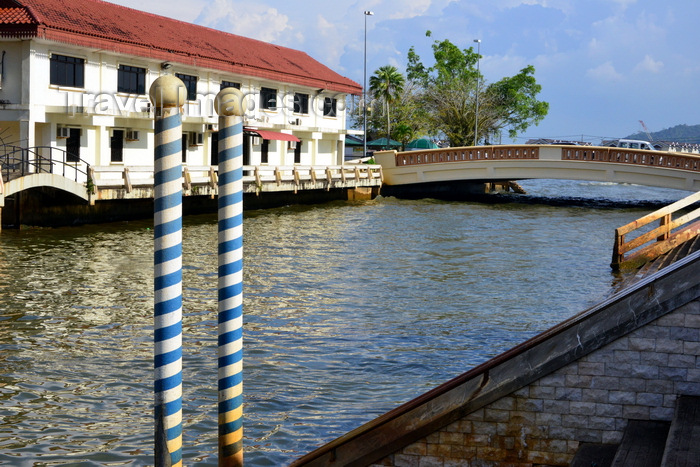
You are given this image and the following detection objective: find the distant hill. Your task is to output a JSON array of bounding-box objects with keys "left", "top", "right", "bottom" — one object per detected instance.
[{"left": 625, "top": 124, "right": 700, "bottom": 143}]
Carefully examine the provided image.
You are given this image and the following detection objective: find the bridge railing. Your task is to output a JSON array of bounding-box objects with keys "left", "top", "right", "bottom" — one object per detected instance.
[
  {"left": 392, "top": 145, "right": 540, "bottom": 166},
  {"left": 386, "top": 144, "right": 700, "bottom": 174},
  {"left": 562, "top": 147, "right": 700, "bottom": 172},
  {"left": 612, "top": 190, "right": 700, "bottom": 270},
  {"left": 0, "top": 145, "right": 90, "bottom": 185}
]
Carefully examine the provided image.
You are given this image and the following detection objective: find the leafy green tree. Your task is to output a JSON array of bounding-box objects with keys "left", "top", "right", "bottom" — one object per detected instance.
[
  {"left": 482, "top": 65, "right": 549, "bottom": 139},
  {"left": 369, "top": 65, "right": 405, "bottom": 140},
  {"left": 406, "top": 33, "right": 548, "bottom": 146}
]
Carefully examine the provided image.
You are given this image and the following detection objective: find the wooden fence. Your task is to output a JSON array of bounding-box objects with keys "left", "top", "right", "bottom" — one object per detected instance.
[{"left": 612, "top": 191, "right": 700, "bottom": 270}]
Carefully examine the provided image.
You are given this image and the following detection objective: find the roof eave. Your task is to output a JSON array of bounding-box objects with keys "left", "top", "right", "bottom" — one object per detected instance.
[{"left": 34, "top": 27, "right": 361, "bottom": 94}]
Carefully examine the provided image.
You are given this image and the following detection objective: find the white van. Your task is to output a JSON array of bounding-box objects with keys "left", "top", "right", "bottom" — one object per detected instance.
[{"left": 609, "top": 139, "right": 655, "bottom": 150}]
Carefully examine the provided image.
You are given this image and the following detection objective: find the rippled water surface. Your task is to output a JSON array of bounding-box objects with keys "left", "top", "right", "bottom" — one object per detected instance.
[{"left": 0, "top": 180, "right": 691, "bottom": 465}]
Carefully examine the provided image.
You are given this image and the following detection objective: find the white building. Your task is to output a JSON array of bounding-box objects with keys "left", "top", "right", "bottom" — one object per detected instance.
[{"left": 0, "top": 0, "right": 362, "bottom": 176}]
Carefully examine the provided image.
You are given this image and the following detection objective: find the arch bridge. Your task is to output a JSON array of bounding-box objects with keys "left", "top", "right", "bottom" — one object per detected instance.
[
  {"left": 374, "top": 144, "right": 700, "bottom": 192},
  {"left": 0, "top": 146, "right": 91, "bottom": 208}
]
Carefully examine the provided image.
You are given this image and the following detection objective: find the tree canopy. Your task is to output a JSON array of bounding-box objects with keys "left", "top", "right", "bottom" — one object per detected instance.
[{"left": 354, "top": 32, "right": 549, "bottom": 148}]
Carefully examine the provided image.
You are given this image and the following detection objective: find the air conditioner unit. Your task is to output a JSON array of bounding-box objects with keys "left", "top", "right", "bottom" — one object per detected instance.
[
  {"left": 206, "top": 123, "right": 218, "bottom": 132},
  {"left": 56, "top": 126, "right": 69, "bottom": 139},
  {"left": 125, "top": 129, "right": 140, "bottom": 141}
]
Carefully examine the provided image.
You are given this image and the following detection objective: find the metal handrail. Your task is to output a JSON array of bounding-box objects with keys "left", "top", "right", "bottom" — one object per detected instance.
[{"left": 0, "top": 145, "right": 91, "bottom": 185}]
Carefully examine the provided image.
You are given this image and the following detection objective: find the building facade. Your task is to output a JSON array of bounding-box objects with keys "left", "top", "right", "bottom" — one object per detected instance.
[{"left": 0, "top": 0, "right": 362, "bottom": 181}]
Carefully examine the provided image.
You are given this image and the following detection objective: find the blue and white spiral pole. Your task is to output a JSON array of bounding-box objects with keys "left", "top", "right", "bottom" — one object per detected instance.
[
  {"left": 214, "top": 88, "right": 246, "bottom": 466},
  {"left": 149, "top": 75, "right": 186, "bottom": 467}
]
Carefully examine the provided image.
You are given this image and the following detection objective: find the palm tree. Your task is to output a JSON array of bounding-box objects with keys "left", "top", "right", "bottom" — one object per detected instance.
[
  {"left": 369, "top": 65, "right": 405, "bottom": 140},
  {"left": 392, "top": 124, "right": 414, "bottom": 150}
]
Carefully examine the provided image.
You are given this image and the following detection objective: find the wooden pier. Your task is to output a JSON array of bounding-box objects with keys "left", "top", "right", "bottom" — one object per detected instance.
[
  {"left": 0, "top": 161, "right": 383, "bottom": 227},
  {"left": 88, "top": 163, "right": 383, "bottom": 202}
]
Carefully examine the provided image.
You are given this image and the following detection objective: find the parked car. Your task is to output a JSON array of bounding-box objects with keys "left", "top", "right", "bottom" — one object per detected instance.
[{"left": 608, "top": 139, "right": 655, "bottom": 150}]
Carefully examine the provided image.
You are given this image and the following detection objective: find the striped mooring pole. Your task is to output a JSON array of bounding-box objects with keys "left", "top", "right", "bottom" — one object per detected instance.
[
  {"left": 149, "top": 74, "right": 186, "bottom": 467},
  {"left": 214, "top": 87, "right": 246, "bottom": 466}
]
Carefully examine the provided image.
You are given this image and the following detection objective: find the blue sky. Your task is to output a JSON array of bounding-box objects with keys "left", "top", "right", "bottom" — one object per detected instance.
[{"left": 110, "top": 0, "right": 700, "bottom": 144}]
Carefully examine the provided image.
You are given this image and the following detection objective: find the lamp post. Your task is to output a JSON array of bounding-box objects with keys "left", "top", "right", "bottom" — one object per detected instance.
[
  {"left": 363, "top": 10, "right": 373, "bottom": 158},
  {"left": 473, "top": 39, "right": 481, "bottom": 147}
]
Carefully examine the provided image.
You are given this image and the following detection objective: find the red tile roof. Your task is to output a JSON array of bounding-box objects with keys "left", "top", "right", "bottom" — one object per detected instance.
[
  {"left": 0, "top": 6, "right": 33, "bottom": 24},
  {"left": 0, "top": 0, "right": 361, "bottom": 94}
]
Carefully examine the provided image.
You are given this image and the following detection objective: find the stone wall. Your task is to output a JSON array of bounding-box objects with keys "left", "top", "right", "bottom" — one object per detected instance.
[{"left": 377, "top": 298, "right": 700, "bottom": 467}]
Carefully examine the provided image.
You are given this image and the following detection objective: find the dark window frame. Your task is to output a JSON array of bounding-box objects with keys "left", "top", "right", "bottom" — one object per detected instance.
[
  {"left": 175, "top": 73, "right": 198, "bottom": 101},
  {"left": 210, "top": 131, "right": 219, "bottom": 166},
  {"left": 293, "top": 93, "right": 309, "bottom": 114},
  {"left": 260, "top": 87, "right": 277, "bottom": 110},
  {"left": 110, "top": 129, "right": 124, "bottom": 163},
  {"left": 118, "top": 64, "right": 146, "bottom": 94},
  {"left": 323, "top": 97, "right": 337, "bottom": 117},
  {"left": 66, "top": 128, "right": 81, "bottom": 162},
  {"left": 261, "top": 139, "right": 270, "bottom": 164},
  {"left": 50, "top": 54, "right": 85, "bottom": 88},
  {"left": 294, "top": 140, "right": 302, "bottom": 164},
  {"left": 220, "top": 81, "right": 241, "bottom": 91}
]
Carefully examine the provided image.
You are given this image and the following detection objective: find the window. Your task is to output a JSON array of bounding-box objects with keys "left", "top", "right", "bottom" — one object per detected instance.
[
  {"left": 323, "top": 97, "right": 337, "bottom": 117},
  {"left": 261, "top": 139, "right": 269, "bottom": 163},
  {"left": 243, "top": 134, "right": 250, "bottom": 166},
  {"left": 66, "top": 128, "right": 81, "bottom": 162},
  {"left": 175, "top": 73, "right": 198, "bottom": 101},
  {"left": 110, "top": 129, "right": 124, "bottom": 162},
  {"left": 260, "top": 87, "right": 277, "bottom": 110},
  {"left": 210, "top": 131, "right": 219, "bottom": 166},
  {"left": 294, "top": 140, "right": 302, "bottom": 164},
  {"left": 293, "top": 93, "right": 309, "bottom": 114},
  {"left": 50, "top": 54, "right": 85, "bottom": 88},
  {"left": 118, "top": 65, "right": 146, "bottom": 94},
  {"left": 221, "top": 81, "right": 241, "bottom": 90}
]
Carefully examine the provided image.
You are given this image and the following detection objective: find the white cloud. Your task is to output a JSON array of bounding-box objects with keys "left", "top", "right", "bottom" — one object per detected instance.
[
  {"left": 474, "top": 0, "right": 576, "bottom": 17},
  {"left": 586, "top": 61, "right": 624, "bottom": 82},
  {"left": 197, "top": 0, "right": 292, "bottom": 44},
  {"left": 313, "top": 14, "right": 348, "bottom": 68},
  {"left": 485, "top": 53, "right": 529, "bottom": 78},
  {"left": 385, "top": 0, "right": 432, "bottom": 20},
  {"left": 634, "top": 55, "right": 664, "bottom": 73}
]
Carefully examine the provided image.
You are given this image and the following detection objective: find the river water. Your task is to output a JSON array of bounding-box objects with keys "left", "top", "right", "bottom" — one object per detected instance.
[{"left": 0, "top": 180, "right": 691, "bottom": 466}]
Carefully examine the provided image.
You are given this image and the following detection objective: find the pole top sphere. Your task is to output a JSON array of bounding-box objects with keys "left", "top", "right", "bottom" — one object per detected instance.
[
  {"left": 149, "top": 74, "right": 187, "bottom": 108},
  {"left": 215, "top": 87, "right": 246, "bottom": 117}
]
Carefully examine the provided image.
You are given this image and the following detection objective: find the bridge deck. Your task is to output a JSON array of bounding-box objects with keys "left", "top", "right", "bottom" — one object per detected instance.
[{"left": 374, "top": 144, "right": 700, "bottom": 193}]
